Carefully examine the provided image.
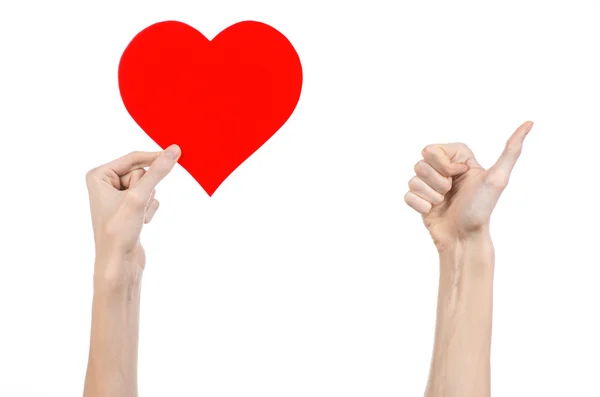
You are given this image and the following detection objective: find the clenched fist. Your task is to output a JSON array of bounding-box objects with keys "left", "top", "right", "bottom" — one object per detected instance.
[
  {"left": 86, "top": 145, "right": 181, "bottom": 288},
  {"left": 404, "top": 121, "right": 534, "bottom": 251}
]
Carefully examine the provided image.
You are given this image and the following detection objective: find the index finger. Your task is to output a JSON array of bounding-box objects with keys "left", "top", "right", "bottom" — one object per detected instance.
[
  {"left": 421, "top": 143, "right": 469, "bottom": 177},
  {"left": 104, "top": 150, "right": 162, "bottom": 176},
  {"left": 132, "top": 145, "right": 181, "bottom": 196}
]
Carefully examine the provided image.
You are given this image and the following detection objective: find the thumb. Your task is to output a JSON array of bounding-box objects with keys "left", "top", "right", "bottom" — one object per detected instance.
[
  {"left": 133, "top": 144, "right": 181, "bottom": 198},
  {"left": 486, "top": 121, "right": 534, "bottom": 186}
]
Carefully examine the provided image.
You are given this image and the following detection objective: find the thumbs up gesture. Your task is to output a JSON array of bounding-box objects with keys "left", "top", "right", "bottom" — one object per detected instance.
[{"left": 404, "top": 121, "right": 534, "bottom": 251}]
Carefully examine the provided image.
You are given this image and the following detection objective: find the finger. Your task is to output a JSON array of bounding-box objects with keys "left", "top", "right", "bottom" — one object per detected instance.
[
  {"left": 465, "top": 157, "right": 484, "bottom": 170},
  {"left": 120, "top": 169, "right": 146, "bottom": 190},
  {"left": 421, "top": 144, "right": 470, "bottom": 177},
  {"left": 144, "top": 199, "right": 160, "bottom": 224},
  {"left": 133, "top": 144, "right": 181, "bottom": 197},
  {"left": 404, "top": 191, "right": 432, "bottom": 214},
  {"left": 143, "top": 189, "right": 156, "bottom": 213},
  {"left": 408, "top": 176, "right": 445, "bottom": 205},
  {"left": 487, "top": 121, "right": 534, "bottom": 185},
  {"left": 147, "top": 189, "right": 156, "bottom": 206},
  {"left": 104, "top": 150, "right": 163, "bottom": 176},
  {"left": 414, "top": 160, "right": 452, "bottom": 194}
]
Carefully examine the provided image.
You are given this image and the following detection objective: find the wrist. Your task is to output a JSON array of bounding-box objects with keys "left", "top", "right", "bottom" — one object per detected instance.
[
  {"left": 436, "top": 230, "right": 495, "bottom": 323},
  {"left": 93, "top": 257, "right": 143, "bottom": 294},
  {"left": 438, "top": 229, "right": 495, "bottom": 278},
  {"left": 437, "top": 224, "right": 493, "bottom": 254}
]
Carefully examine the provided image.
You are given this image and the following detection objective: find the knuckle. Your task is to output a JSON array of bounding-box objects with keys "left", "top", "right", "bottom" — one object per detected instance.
[
  {"left": 441, "top": 179, "right": 452, "bottom": 193},
  {"left": 408, "top": 176, "right": 419, "bottom": 190},
  {"left": 414, "top": 160, "right": 427, "bottom": 175},
  {"left": 85, "top": 167, "right": 98, "bottom": 183},
  {"left": 422, "top": 202, "right": 432, "bottom": 214},
  {"left": 421, "top": 144, "right": 437, "bottom": 158},
  {"left": 431, "top": 193, "right": 445, "bottom": 205},
  {"left": 439, "top": 163, "right": 453, "bottom": 175},
  {"left": 419, "top": 200, "right": 432, "bottom": 214}
]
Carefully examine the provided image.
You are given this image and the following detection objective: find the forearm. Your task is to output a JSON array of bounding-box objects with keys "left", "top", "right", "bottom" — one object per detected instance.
[
  {"left": 84, "top": 264, "right": 142, "bottom": 397},
  {"left": 425, "top": 231, "right": 495, "bottom": 397}
]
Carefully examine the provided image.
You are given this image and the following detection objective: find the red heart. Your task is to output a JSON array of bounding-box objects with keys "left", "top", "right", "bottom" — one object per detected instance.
[{"left": 118, "top": 21, "right": 303, "bottom": 196}]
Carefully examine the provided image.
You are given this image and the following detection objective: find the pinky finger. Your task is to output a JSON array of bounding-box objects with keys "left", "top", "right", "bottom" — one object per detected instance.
[
  {"left": 144, "top": 199, "right": 160, "bottom": 224},
  {"left": 404, "top": 191, "right": 432, "bottom": 214}
]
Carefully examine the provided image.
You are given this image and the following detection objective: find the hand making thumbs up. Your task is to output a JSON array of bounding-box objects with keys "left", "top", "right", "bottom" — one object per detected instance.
[{"left": 404, "top": 121, "right": 534, "bottom": 251}]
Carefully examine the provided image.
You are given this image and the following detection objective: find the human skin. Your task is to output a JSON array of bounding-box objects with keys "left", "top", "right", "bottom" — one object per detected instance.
[
  {"left": 83, "top": 144, "right": 181, "bottom": 397},
  {"left": 404, "top": 121, "right": 534, "bottom": 397}
]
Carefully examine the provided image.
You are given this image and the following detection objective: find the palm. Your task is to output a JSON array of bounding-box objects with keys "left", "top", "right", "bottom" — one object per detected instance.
[{"left": 424, "top": 167, "right": 492, "bottom": 244}]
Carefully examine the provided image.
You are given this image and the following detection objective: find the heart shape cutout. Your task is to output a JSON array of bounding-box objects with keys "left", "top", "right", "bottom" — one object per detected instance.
[{"left": 119, "top": 20, "right": 303, "bottom": 196}]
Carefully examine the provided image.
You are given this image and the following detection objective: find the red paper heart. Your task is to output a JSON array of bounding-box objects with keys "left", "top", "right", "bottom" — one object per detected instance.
[{"left": 118, "top": 20, "right": 303, "bottom": 196}]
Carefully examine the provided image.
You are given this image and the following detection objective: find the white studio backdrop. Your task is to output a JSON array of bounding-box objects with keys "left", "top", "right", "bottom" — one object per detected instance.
[{"left": 1, "top": 0, "right": 599, "bottom": 396}]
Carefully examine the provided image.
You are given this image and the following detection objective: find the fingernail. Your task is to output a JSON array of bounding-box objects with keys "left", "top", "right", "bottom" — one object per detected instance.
[{"left": 165, "top": 145, "right": 181, "bottom": 160}]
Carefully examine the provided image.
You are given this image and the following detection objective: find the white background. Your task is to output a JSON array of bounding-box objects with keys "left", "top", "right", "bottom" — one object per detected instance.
[{"left": 1, "top": 0, "right": 599, "bottom": 396}]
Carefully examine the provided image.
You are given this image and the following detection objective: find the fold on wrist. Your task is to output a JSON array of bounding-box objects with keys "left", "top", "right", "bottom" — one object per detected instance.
[
  {"left": 437, "top": 225, "right": 493, "bottom": 252},
  {"left": 437, "top": 228, "right": 495, "bottom": 276}
]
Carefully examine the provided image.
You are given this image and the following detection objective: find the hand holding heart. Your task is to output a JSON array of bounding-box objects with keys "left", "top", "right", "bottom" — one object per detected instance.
[
  {"left": 404, "top": 121, "right": 534, "bottom": 251},
  {"left": 86, "top": 145, "right": 181, "bottom": 288},
  {"left": 119, "top": 21, "right": 303, "bottom": 196}
]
